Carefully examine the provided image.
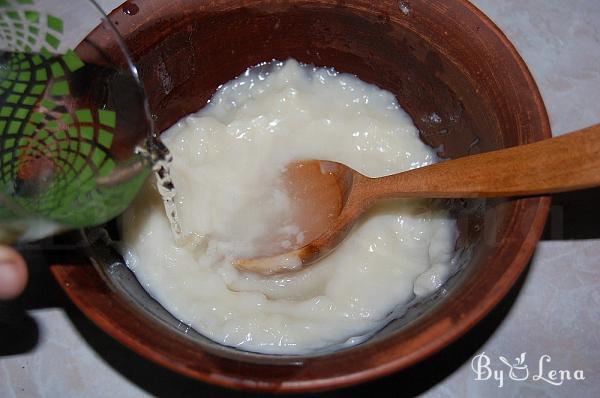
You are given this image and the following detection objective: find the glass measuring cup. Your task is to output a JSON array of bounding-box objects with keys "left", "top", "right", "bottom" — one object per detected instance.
[{"left": 0, "top": 0, "right": 156, "bottom": 242}]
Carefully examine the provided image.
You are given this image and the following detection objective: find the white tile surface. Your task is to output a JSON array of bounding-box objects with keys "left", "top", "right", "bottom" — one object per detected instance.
[
  {"left": 1, "top": 0, "right": 599, "bottom": 397},
  {"left": 471, "top": 0, "right": 600, "bottom": 136},
  {"left": 1, "top": 309, "right": 148, "bottom": 398},
  {"left": 424, "top": 241, "right": 600, "bottom": 397}
]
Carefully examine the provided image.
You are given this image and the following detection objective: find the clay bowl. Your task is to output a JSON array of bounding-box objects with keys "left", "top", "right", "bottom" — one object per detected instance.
[{"left": 50, "top": 0, "right": 550, "bottom": 393}]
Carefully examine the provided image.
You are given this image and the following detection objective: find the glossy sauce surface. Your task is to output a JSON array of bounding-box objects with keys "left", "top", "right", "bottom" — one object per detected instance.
[{"left": 121, "top": 60, "right": 457, "bottom": 354}]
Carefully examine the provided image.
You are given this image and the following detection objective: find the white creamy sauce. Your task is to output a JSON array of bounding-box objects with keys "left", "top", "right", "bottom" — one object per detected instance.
[{"left": 121, "top": 59, "right": 457, "bottom": 354}]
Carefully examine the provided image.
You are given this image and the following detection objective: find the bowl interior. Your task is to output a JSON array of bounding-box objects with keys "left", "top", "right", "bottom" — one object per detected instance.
[{"left": 62, "top": 0, "right": 550, "bottom": 391}]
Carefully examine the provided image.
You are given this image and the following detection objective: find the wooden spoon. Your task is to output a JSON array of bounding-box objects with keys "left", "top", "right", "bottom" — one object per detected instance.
[{"left": 235, "top": 124, "right": 600, "bottom": 275}]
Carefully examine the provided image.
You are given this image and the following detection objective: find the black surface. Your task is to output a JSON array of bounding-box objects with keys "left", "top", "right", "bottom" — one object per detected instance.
[{"left": 541, "top": 187, "right": 600, "bottom": 240}]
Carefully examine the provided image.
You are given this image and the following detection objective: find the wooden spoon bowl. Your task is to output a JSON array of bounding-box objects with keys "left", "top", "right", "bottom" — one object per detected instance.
[
  {"left": 237, "top": 124, "right": 599, "bottom": 275},
  {"left": 50, "top": 0, "right": 550, "bottom": 392}
]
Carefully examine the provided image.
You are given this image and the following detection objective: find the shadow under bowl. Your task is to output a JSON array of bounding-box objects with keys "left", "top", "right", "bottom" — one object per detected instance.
[{"left": 51, "top": 0, "right": 550, "bottom": 393}]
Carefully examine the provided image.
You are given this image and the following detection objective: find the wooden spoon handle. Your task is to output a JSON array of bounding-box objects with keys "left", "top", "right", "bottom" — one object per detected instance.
[{"left": 368, "top": 124, "right": 600, "bottom": 198}]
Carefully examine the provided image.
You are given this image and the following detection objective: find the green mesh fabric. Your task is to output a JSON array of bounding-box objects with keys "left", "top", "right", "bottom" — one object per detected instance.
[{"left": 0, "top": 0, "right": 150, "bottom": 228}]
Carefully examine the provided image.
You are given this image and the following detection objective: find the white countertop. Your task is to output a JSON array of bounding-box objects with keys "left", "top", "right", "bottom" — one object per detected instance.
[{"left": 1, "top": 0, "right": 599, "bottom": 397}]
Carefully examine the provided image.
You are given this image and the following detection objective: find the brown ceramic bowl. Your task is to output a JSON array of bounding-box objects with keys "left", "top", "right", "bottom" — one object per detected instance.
[{"left": 50, "top": 0, "right": 550, "bottom": 393}]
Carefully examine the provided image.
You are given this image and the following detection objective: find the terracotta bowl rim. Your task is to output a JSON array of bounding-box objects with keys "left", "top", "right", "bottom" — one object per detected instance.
[{"left": 51, "top": 0, "right": 551, "bottom": 393}]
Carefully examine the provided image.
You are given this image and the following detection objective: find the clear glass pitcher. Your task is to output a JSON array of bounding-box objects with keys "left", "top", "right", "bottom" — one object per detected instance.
[{"left": 0, "top": 0, "right": 155, "bottom": 242}]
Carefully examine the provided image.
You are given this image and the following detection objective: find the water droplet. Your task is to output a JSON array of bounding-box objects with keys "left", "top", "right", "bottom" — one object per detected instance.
[
  {"left": 399, "top": 1, "right": 411, "bottom": 15},
  {"left": 422, "top": 112, "right": 442, "bottom": 125},
  {"left": 123, "top": 2, "right": 139, "bottom": 16}
]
